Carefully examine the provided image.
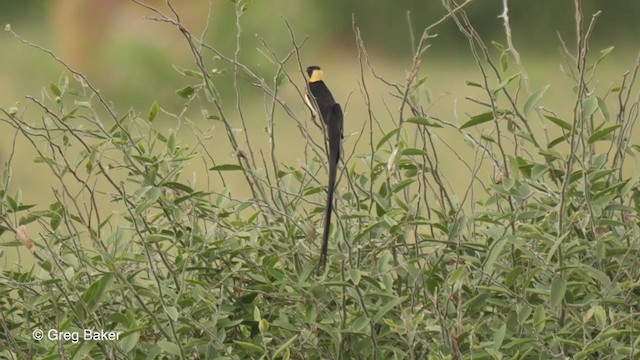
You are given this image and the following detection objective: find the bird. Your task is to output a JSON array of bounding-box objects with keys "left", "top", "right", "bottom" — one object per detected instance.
[{"left": 305, "top": 65, "right": 343, "bottom": 268}]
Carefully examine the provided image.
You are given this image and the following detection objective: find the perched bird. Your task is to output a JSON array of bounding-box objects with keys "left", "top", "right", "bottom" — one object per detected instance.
[{"left": 305, "top": 65, "right": 343, "bottom": 268}]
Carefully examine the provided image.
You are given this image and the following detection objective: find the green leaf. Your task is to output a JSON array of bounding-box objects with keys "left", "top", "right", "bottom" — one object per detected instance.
[
  {"left": 167, "top": 131, "right": 176, "bottom": 154},
  {"left": 50, "top": 215, "right": 61, "bottom": 231},
  {"left": 148, "top": 101, "right": 159, "bottom": 122},
  {"left": 460, "top": 111, "right": 495, "bottom": 129},
  {"left": 172, "top": 65, "right": 204, "bottom": 79},
  {"left": 176, "top": 85, "right": 195, "bottom": 98},
  {"left": 392, "top": 178, "right": 415, "bottom": 192},
  {"left": 165, "top": 306, "right": 178, "bottom": 321},
  {"left": 303, "top": 186, "right": 323, "bottom": 196},
  {"left": 493, "top": 72, "right": 520, "bottom": 92},
  {"left": 547, "top": 135, "right": 566, "bottom": 148},
  {"left": 120, "top": 332, "right": 139, "bottom": 352},
  {"left": 597, "top": 96, "right": 610, "bottom": 121},
  {"left": 82, "top": 274, "right": 114, "bottom": 313},
  {"left": 533, "top": 305, "right": 545, "bottom": 332},
  {"left": 272, "top": 335, "right": 298, "bottom": 359},
  {"left": 19, "top": 211, "right": 45, "bottom": 225},
  {"left": 465, "top": 292, "right": 490, "bottom": 313},
  {"left": 387, "top": 147, "right": 399, "bottom": 173},
  {"left": 163, "top": 182, "right": 194, "bottom": 193},
  {"left": 233, "top": 340, "right": 264, "bottom": 354},
  {"left": 506, "top": 266, "right": 523, "bottom": 288},
  {"left": 350, "top": 314, "right": 370, "bottom": 333},
  {"left": 503, "top": 177, "right": 515, "bottom": 191},
  {"left": 546, "top": 231, "right": 570, "bottom": 263},
  {"left": 349, "top": 269, "right": 361, "bottom": 285},
  {"left": 531, "top": 164, "right": 547, "bottom": 179},
  {"left": 492, "top": 323, "right": 507, "bottom": 351},
  {"left": 372, "top": 296, "right": 404, "bottom": 323},
  {"left": 544, "top": 115, "right": 572, "bottom": 131},
  {"left": 49, "top": 82, "right": 62, "bottom": 97},
  {"left": 582, "top": 97, "right": 598, "bottom": 118},
  {"left": 580, "top": 265, "right": 611, "bottom": 288},
  {"left": 131, "top": 155, "right": 155, "bottom": 164},
  {"left": 500, "top": 52, "right": 508, "bottom": 72},
  {"left": 376, "top": 128, "right": 399, "bottom": 150},
  {"left": 405, "top": 117, "right": 443, "bottom": 128},
  {"left": 465, "top": 80, "right": 483, "bottom": 88},
  {"left": 484, "top": 236, "right": 508, "bottom": 274},
  {"left": 517, "top": 305, "right": 532, "bottom": 325},
  {"left": 6, "top": 196, "right": 18, "bottom": 212},
  {"left": 157, "top": 340, "right": 182, "bottom": 356},
  {"left": 34, "top": 156, "right": 59, "bottom": 166},
  {"left": 258, "top": 319, "right": 269, "bottom": 334},
  {"left": 593, "top": 305, "right": 606, "bottom": 328},
  {"left": 587, "top": 125, "right": 621, "bottom": 144},
  {"left": 412, "top": 75, "right": 428, "bottom": 90},
  {"left": 481, "top": 134, "right": 496, "bottom": 143},
  {"left": 401, "top": 148, "right": 427, "bottom": 156},
  {"left": 276, "top": 73, "right": 287, "bottom": 87},
  {"left": 595, "top": 46, "right": 614, "bottom": 66},
  {"left": 550, "top": 276, "right": 566, "bottom": 307},
  {"left": 524, "top": 85, "right": 549, "bottom": 114},
  {"left": 210, "top": 164, "right": 243, "bottom": 171}
]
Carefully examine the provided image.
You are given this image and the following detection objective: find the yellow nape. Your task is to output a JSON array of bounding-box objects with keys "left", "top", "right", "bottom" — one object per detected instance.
[{"left": 309, "top": 69, "right": 324, "bottom": 82}]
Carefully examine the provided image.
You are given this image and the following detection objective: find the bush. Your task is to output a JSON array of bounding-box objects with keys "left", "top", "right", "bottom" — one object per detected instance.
[{"left": 1, "top": 1, "right": 639, "bottom": 359}]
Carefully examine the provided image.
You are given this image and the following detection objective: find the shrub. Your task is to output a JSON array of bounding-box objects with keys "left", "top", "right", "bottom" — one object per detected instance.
[{"left": 1, "top": 1, "right": 639, "bottom": 359}]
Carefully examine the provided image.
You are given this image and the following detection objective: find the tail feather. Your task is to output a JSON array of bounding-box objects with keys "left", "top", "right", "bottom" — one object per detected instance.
[
  {"left": 319, "top": 103, "right": 343, "bottom": 268},
  {"left": 320, "top": 182, "right": 334, "bottom": 268}
]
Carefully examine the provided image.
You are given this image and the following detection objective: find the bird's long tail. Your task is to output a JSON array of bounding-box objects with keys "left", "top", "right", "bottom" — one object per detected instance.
[{"left": 320, "top": 103, "right": 343, "bottom": 268}]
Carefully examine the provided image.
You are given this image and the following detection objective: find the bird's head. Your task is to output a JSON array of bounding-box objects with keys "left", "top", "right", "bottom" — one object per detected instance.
[{"left": 306, "top": 65, "right": 324, "bottom": 82}]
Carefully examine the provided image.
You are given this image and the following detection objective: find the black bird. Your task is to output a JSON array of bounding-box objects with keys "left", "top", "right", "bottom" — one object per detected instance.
[{"left": 305, "top": 65, "right": 343, "bottom": 268}]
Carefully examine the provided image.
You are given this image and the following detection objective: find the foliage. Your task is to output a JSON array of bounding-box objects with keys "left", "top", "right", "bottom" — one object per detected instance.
[{"left": 1, "top": 1, "right": 640, "bottom": 359}]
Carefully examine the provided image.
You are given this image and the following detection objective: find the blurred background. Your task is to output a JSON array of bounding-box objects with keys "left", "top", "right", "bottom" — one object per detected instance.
[
  {"left": 1, "top": 1, "right": 638, "bottom": 107},
  {"left": 1, "top": 1, "right": 639, "bottom": 267}
]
